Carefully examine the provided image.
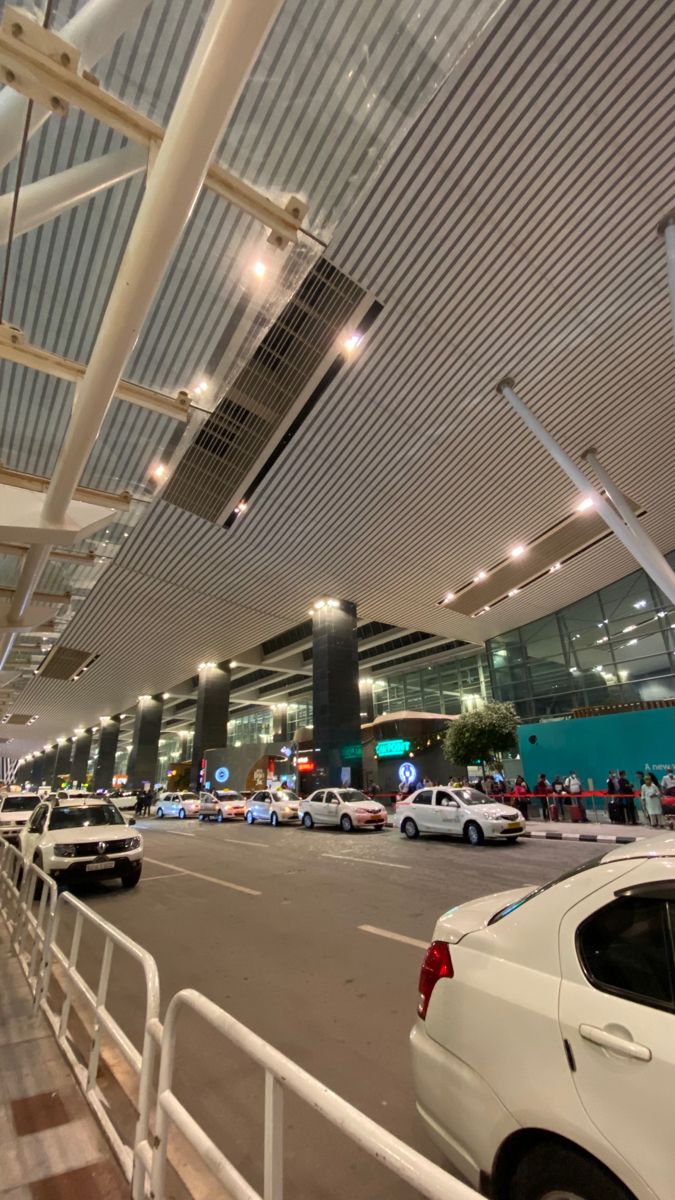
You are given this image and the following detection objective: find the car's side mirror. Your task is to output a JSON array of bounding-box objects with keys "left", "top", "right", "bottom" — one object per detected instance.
[{"left": 128, "top": 818, "right": 136, "bottom": 826}]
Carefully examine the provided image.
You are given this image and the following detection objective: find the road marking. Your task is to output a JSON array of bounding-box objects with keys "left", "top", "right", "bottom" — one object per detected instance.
[
  {"left": 144, "top": 857, "right": 261, "bottom": 895},
  {"left": 148, "top": 827, "right": 196, "bottom": 838},
  {"left": 359, "top": 924, "right": 427, "bottom": 949},
  {"left": 141, "top": 870, "right": 190, "bottom": 882},
  {"left": 215, "top": 837, "right": 270, "bottom": 849},
  {"left": 322, "top": 853, "right": 410, "bottom": 870}
]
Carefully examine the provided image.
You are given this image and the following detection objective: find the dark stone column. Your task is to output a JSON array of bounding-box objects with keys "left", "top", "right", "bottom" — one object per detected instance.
[
  {"left": 53, "top": 739, "right": 72, "bottom": 787},
  {"left": 93, "top": 717, "right": 121, "bottom": 791},
  {"left": 31, "top": 754, "right": 43, "bottom": 786},
  {"left": 359, "top": 676, "right": 375, "bottom": 724},
  {"left": 127, "top": 696, "right": 164, "bottom": 789},
  {"left": 272, "top": 704, "right": 288, "bottom": 741},
  {"left": 70, "top": 729, "right": 92, "bottom": 786},
  {"left": 311, "top": 599, "right": 363, "bottom": 788},
  {"left": 42, "top": 746, "right": 57, "bottom": 787},
  {"left": 191, "top": 663, "right": 230, "bottom": 788}
]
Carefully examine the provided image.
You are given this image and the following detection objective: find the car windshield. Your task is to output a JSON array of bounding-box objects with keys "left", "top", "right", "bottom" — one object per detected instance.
[
  {"left": 179, "top": 793, "right": 198, "bottom": 801},
  {"left": 218, "top": 793, "right": 242, "bottom": 802},
  {"left": 456, "top": 788, "right": 501, "bottom": 806},
  {"left": 488, "top": 853, "right": 607, "bottom": 925},
  {"left": 2, "top": 795, "right": 40, "bottom": 812},
  {"left": 275, "top": 790, "right": 299, "bottom": 802},
  {"left": 340, "top": 790, "right": 371, "bottom": 804},
  {"left": 48, "top": 805, "right": 126, "bottom": 830}
]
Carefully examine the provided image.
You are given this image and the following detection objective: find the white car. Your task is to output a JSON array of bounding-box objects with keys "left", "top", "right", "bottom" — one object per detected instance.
[
  {"left": 245, "top": 788, "right": 300, "bottom": 826},
  {"left": 299, "top": 788, "right": 387, "bottom": 832},
  {"left": 410, "top": 837, "right": 675, "bottom": 1200},
  {"left": 19, "top": 797, "right": 143, "bottom": 889},
  {"left": 199, "top": 790, "right": 246, "bottom": 822},
  {"left": 154, "top": 791, "right": 201, "bottom": 819},
  {"left": 0, "top": 791, "right": 42, "bottom": 845},
  {"left": 395, "top": 785, "right": 525, "bottom": 844}
]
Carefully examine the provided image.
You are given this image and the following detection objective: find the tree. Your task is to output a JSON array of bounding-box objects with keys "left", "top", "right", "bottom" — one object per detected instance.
[{"left": 442, "top": 701, "right": 518, "bottom": 774}]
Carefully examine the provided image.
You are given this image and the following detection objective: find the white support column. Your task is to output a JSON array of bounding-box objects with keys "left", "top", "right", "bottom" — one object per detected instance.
[
  {"left": 0, "top": 144, "right": 146, "bottom": 244},
  {"left": 658, "top": 214, "right": 675, "bottom": 353},
  {"left": 496, "top": 378, "right": 675, "bottom": 606},
  {"left": 0, "top": 0, "right": 284, "bottom": 671},
  {"left": 0, "top": 0, "right": 154, "bottom": 169}
]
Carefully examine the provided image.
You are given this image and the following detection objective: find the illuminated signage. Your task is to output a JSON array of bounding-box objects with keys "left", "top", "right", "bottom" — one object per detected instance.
[
  {"left": 398, "top": 761, "right": 417, "bottom": 785},
  {"left": 297, "top": 756, "right": 315, "bottom": 773},
  {"left": 375, "top": 739, "right": 411, "bottom": 758},
  {"left": 215, "top": 766, "right": 230, "bottom": 784},
  {"left": 342, "top": 743, "right": 362, "bottom": 761}
]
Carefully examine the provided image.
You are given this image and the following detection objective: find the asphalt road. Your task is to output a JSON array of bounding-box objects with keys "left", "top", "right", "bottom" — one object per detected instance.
[{"left": 62, "top": 820, "right": 604, "bottom": 1199}]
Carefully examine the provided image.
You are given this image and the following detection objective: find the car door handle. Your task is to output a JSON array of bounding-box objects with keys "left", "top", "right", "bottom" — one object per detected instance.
[{"left": 579, "top": 1024, "right": 652, "bottom": 1062}]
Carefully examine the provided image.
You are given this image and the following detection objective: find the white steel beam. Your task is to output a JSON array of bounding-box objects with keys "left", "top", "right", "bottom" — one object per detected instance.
[
  {"left": 0, "top": 324, "right": 190, "bottom": 421},
  {"left": 0, "top": 0, "right": 153, "bottom": 170},
  {"left": 0, "top": 0, "right": 285, "bottom": 674},
  {"left": 497, "top": 378, "right": 675, "bottom": 606},
  {"left": 658, "top": 214, "right": 675, "bottom": 355},
  {"left": 0, "top": 464, "right": 131, "bottom": 511},
  {"left": 0, "top": 13, "right": 307, "bottom": 247},
  {"left": 0, "top": 144, "right": 147, "bottom": 244}
]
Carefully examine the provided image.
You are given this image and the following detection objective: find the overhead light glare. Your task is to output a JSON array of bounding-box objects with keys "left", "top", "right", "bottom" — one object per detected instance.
[
  {"left": 100, "top": 716, "right": 110, "bottom": 723},
  {"left": 627, "top": 638, "right": 638, "bottom": 646},
  {"left": 623, "top": 624, "right": 636, "bottom": 633},
  {"left": 198, "top": 661, "right": 216, "bottom": 671},
  {"left": 508, "top": 588, "right": 519, "bottom": 597},
  {"left": 443, "top": 592, "right": 455, "bottom": 603},
  {"left": 252, "top": 260, "right": 266, "bottom": 279},
  {"left": 162, "top": 692, "right": 171, "bottom": 699},
  {"left": 510, "top": 545, "right": 526, "bottom": 559},
  {"left": 138, "top": 694, "right": 151, "bottom": 702},
  {"left": 634, "top": 600, "right": 647, "bottom": 609},
  {"left": 342, "top": 333, "right": 361, "bottom": 354},
  {"left": 576, "top": 495, "right": 595, "bottom": 512},
  {"left": 657, "top": 610, "right": 667, "bottom": 618},
  {"left": 193, "top": 378, "right": 210, "bottom": 397},
  {"left": 152, "top": 463, "right": 167, "bottom": 480},
  {"left": 549, "top": 562, "right": 561, "bottom": 573},
  {"left": 474, "top": 570, "right": 487, "bottom": 583}
]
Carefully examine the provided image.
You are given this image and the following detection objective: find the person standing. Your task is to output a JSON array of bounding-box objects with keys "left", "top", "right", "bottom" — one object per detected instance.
[
  {"left": 641, "top": 773, "right": 663, "bottom": 828},
  {"left": 618, "top": 770, "right": 636, "bottom": 824},
  {"left": 660, "top": 767, "right": 675, "bottom": 796},
  {"left": 535, "top": 773, "right": 551, "bottom": 820},
  {"left": 513, "top": 775, "right": 529, "bottom": 820}
]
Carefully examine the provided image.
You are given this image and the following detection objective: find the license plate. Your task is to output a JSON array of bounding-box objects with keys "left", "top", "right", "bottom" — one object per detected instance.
[
  {"left": 85, "top": 860, "right": 114, "bottom": 871},
  {"left": 507, "top": 822, "right": 522, "bottom": 830}
]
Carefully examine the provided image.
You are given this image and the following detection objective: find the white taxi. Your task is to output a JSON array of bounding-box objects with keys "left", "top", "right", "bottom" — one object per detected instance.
[
  {"left": 19, "top": 797, "right": 143, "bottom": 889},
  {"left": 411, "top": 837, "right": 675, "bottom": 1200},
  {"left": 395, "top": 785, "right": 524, "bottom": 844},
  {"left": 245, "top": 788, "right": 300, "bottom": 826},
  {"left": 154, "top": 791, "right": 201, "bottom": 819},
  {"left": 199, "top": 790, "right": 246, "bottom": 822},
  {"left": 299, "top": 788, "right": 387, "bottom": 832},
  {"left": 0, "top": 791, "right": 42, "bottom": 846}
]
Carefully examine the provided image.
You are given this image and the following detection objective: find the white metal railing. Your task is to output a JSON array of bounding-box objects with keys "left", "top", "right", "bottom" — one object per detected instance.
[
  {"left": 141, "top": 988, "right": 481, "bottom": 1200},
  {"left": 43, "top": 890, "right": 161, "bottom": 1191},
  {"left": 0, "top": 847, "right": 483, "bottom": 1200}
]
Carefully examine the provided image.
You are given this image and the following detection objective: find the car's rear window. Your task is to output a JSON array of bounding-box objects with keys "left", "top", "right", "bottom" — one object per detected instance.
[
  {"left": 2, "top": 795, "right": 40, "bottom": 812},
  {"left": 488, "top": 853, "right": 607, "bottom": 925}
]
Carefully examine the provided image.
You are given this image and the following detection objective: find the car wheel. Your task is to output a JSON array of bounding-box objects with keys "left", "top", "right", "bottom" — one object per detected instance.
[
  {"left": 402, "top": 817, "right": 419, "bottom": 839},
  {"left": 246, "top": 811, "right": 255, "bottom": 824},
  {"left": 507, "top": 1141, "right": 635, "bottom": 1200},
  {"left": 505, "top": 836, "right": 519, "bottom": 844},
  {"left": 340, "top": 814, "right": 353, "bottom": 833},
  {"left": 156, "top": 807, "right": 164, "bottom": 819},
  {"left": 270, "top": 812, "right": 279, "bottom": 827},
  {"left": 122, "top": 863, "right": 142, "bottom": 889},
  {"left": 464, "top": 820, "right": 484, "bottom": 846},
  {"left": 178, "top": 808, "right": 186, "bottom": 820},
  {"left": 216, "top": 811, "right": 224, "bottom": 823},
  {"left": 302, "top": 812, "right": 314, "bottom": 829}
]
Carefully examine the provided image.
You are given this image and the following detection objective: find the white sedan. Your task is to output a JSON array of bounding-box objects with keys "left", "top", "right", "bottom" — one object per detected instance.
[
  {"left": 154, "top": 791, "right": 201, "bottom": 819},
  {"left": 299, "top": 788, "right": 387, "bottom": 832},
  {"left": 410, "top": 836, "right": 675, "bottom": 1200},
  {"left": 199, "top": 790, "right": 246, "bottom": 822},
  {"left": 246, "top": 788, "right": 300, "bottom": 826},
  {"left": 395, "top": 785, "right": 524, "bottom": 844}
]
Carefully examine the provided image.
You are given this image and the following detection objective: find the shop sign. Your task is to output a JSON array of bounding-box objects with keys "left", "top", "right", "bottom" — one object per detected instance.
[
  {"left": 342, "top": 743, "right": 362, "bottom": 761},
  {"left": 215, "top": 766, "right": 230, "bottom": 784},
  {"left": 398, "top": 761, "right": 417, "bottom": 785},
  {"left": 376, "top": 738, "right": 411, "bottom": 758}
]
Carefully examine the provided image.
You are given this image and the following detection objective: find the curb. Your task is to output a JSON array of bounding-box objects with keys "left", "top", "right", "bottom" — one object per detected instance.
[{"left": 523, "top": 828, "right": 639, "bottom": 844}]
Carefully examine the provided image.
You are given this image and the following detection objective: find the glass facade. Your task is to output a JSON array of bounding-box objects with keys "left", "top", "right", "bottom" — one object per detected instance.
[
  {"left": 227, "top": 711, "right": 273, "bottom": 746},
  {"left": 487, "top": 552, "right": 675, "bottom": 719},
  {"left": 371, "top": 654, "right": 490, "bottom": 717}
]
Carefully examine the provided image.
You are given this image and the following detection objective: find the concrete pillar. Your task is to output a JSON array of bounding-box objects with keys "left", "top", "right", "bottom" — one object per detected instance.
[
  {"left": 191, "top": 663, "right": 230, "bottom": 788},
  {"left": 53, "top": 740, "right": 72, "bottom": 787},
  {"left": 42, "top": 746, "right": 57, "bottom": 787},
  {"left": 70, "top": 728, "right": 93, "bottom": 787},
  {"left": 359, "top": 677, "right": 375, "bottom": 724},
  {"left": 30, "top": 754, "right": 43, "bottom": 786},
  {"left": 272, "top": 704, "right": 288, "bottom": 741},
  {"left": 93, "top": 716, "right": 121, "bottom": 791},
  {"left": 311, "top": 599, "right": 363, "bottom": 788},
  {"left": 127, "top": 695, "right": 164, "bottom": 789}
]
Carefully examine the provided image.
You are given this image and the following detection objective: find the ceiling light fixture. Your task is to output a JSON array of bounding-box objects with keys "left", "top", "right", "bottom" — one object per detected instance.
[
  {"left": 152, "top": 463, "right": 167, "bottom": 480},
  {"left": 138, "top": 694, "right": 151, "bottom": 702},
  {"left": 627, "top": 638, "right": 638, "bottom": 646},
  {"left": 634, "top": 600, "right": 647, "bottom": 609},
  {"left": 193, "top": 378, "right": 210, "bottom": 396},
  {"left": 198, "top": 661, "right": 216, "bottom": 671},
  {"left": 342, "top": 333, "right": 361, "bottom": 354},
  {"left": 474, "top": 570, "right": 487, "bottom": 583},
  {"left": 549, "top": 562, "right": 561, "bottom": 573},
  {"left": 162, "top": 693, "right": 171, "bottom": 700},
  {"left": 510, "top": 545, "right": 526, "bottom": 559},
  {"left": 576, "top": 496, "right": 595, "bottom": 512},
  {"left": 508, "top": 588, "right": 520, "bottom": 597},
  {"left": 252, "top": 260, "right": 266, "bottom": 279},
  {"left": 622, "top": 625, "right": 636, "bottom": 633},
  {"left": 100, "top": 716, "right": 110, "bottom": 723},
  {"left": 443, "top": 592, "right": 455, "bottom": 603}
]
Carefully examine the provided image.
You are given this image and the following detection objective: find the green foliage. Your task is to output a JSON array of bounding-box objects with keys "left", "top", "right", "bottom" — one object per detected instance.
[{"left": 442, "top": 701, "right": 518, "bottom": 768}]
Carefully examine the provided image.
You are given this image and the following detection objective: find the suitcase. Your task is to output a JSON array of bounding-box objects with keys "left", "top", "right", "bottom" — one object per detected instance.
[
  {"left": 608, "top": 797, "right": 625, "bottom": 824},
  {"left": 549, "top": 800, "right": 559, "bottom": 821},
  {"left": 570, "top": 802, "right": 583, "bottom": 823}
]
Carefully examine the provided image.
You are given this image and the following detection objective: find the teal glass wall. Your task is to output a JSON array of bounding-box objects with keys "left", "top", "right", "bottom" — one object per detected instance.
[{"left": 488, "top": 552, "right": 675, "bottom": 718}]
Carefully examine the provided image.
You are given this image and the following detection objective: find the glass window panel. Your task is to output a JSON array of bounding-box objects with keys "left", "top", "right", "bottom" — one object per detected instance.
[{"left": 600, "top": 570, "right": 653, "bottom": 624}]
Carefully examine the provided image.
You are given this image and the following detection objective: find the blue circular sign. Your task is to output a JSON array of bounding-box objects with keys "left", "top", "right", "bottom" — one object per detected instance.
[
  {"left": 398, "top": 761, "right": 417, "bottom": 785},
  {"left": 215, "top": 766, "right": 230, "bottom": 784}
]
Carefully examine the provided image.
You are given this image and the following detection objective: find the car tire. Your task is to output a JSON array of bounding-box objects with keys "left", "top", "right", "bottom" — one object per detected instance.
[
  {"left": 216, "top": 812, "right": 224, "bottom": 824},
  {"left": 505, "top": 836, "right": 519, "bottom": 844},
  {"left": 122, "top": 863, "right": 142, "bottom": 889},
  {"left": 507, "top": 1141, "right": 635, "bottom": 1200},
  {"left": 402, "top": 817, "right": 419, "bottom": 839},
  {"left": 178, "top": 808, "right": 186, "bottom": 820},
  {"left": 302, "top": 813, "right": 314, "bottom": 829},
  {"left": 340, "top": 814, "right": 353, "bottom": 833},
  {"left": 270, "top": 812, "right": 279, "bottom": 827},
  {"left": 156, "top": 807, "right": 164, "bottom": 819},
  {"left": 464, "top": 820, "right": 484, "bottom": 846},
  {"left": 246, "top": 811, "right": 255, "bottom": 824}
]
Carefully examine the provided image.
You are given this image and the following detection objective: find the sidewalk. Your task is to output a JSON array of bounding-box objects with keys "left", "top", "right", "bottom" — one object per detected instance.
[
  {"left": 0, "top": 923, "right": 128, "bottom": 1200},
  {"left": 523, "top": 821, "right": 669, "bottom": 844}
]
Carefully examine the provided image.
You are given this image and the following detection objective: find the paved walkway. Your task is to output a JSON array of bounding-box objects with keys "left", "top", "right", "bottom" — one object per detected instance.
[{"left": 0, "top": 924, "right": 128, "bottom": 1200}]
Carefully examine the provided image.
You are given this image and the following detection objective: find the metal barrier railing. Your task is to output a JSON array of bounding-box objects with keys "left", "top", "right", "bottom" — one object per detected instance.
[
  {"left": 140, "top": 987, "right": 481, "bottom": 1200},
  {"left": 0, "top": 843, "right": 484, "bottom": 1200}
]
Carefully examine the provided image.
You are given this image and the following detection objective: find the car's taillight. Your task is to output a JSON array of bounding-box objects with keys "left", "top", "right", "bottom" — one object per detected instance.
[{"left": 418, "top": 941, "right": 453, "bottom": 1019}]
